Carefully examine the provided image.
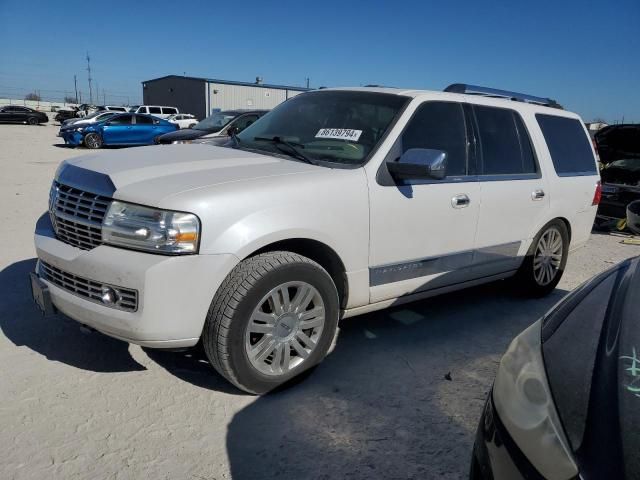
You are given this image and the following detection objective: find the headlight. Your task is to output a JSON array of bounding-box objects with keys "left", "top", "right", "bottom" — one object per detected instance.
[
  {"left": 75, "top": 127, "right": 84, "bottom": 132},
  {"left": 102, "top": 201, "right": 200, "bottom": 254},
  {"left": 493, "top": 320, "right": 578, "bottom": 480}
]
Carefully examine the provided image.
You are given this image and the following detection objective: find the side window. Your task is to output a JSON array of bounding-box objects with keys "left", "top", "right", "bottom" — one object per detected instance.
[
  {"left": 135, "top": 115, "right": 154, "bottom": 125},
  {"left": 536, "top": 114, "right": 597, "bottom": 176},
  {"left": 475, "top": 106, "right": 537, "bottom": 175},
  {"left": 162, "top": 107, "right": 177, "bottom": 115},
  {"left": 109, "top": 114, "right": 133, "bottom": 125},
  {"left": 401, "top": 101, "right": 468, "bottom": 176},
  {"left": 149, "top": 107, "right": 162, "bottom": 114},
  {"left": 137, "top": 107, "right": 146, "bottom": 114},
  {"left": 233, "top": 115, "right": 259, "bottom": 132}
]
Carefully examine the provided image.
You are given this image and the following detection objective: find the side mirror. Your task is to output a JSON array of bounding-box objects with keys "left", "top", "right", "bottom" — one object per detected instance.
[
  {"left": 227, "top": 126, "right": 239, "bottom": 137},
  {"left": 386, "top": 148, "right": 447, "bottom": 180}
]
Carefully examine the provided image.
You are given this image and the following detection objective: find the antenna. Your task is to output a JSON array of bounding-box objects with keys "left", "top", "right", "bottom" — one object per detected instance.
[{"left": 86, "top": 52, "right": 93, "bottom": 104}]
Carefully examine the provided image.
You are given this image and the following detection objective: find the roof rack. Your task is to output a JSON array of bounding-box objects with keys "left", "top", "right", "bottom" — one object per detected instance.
[{"left": 444, "top": 83, "right": 563, "bottom": 109}]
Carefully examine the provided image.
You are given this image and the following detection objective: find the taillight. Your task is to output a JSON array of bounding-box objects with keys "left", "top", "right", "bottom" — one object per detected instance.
[{"left": 592, "top": 180, "right": 602, "bottom": 206}]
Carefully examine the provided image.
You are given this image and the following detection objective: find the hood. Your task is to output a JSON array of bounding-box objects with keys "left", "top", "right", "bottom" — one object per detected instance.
[
  {"left": 157, "top": 128, "right": 207, "bottom": 143},
  {"left": 56, "top": 144, "right": 320, "bottom": 205},
  {"left": 595, "top": 124, "right": 640, "bottom": 164},
  {"left": 541, "top": 256, "right": 640, "bottom": 479}
]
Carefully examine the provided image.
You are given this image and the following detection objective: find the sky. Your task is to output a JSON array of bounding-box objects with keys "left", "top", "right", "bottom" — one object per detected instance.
[{"left": 1, "top": 0, "right": 638, "bottom": 123}]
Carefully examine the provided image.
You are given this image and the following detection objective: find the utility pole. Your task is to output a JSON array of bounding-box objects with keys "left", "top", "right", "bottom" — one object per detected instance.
[
  {"left": 306, "top": 77, "right": 310, "bottom": 89},
  {"left": 86, "top": 52, "right": 93, "bottom": 104},
  {"left": 74, "top": 75, "right": 78, "bottom": 103},
  {"left": 103, "top": 89, "right": 106, "bottom": 105}
]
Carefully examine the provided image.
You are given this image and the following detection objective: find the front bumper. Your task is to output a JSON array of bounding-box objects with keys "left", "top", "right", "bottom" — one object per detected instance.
[
  {"left": 34, "top": 213, "right": 239, "bottom": 348},
  {"left": 471, "top": 393, "right": 548, "bottom": 480},
  {"left": 60, "top": 131, "right": 84, "bottom": 146}
]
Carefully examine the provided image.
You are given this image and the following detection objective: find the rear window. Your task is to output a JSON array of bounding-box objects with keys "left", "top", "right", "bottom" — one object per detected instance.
[
  {"left": 162, "top": 107, "right": 177, "bottom": 114},
  {"left": 536, "top": 114, "right": 597, "bottom": 176},
  {"left": 475, "top": 105, "right": 537, "bottom": 176}
]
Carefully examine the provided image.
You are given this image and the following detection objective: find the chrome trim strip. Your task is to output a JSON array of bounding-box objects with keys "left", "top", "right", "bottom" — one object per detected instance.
[{"left": 369, "top": 241, "right": 522, "bottom": 286}]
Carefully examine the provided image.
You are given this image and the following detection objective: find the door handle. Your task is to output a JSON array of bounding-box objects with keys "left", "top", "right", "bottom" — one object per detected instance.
[
  {"left": 532, "top": 189, "right": 545, "bottom": 201},
  {"left": 451, "top": 194, "right": 471, "bottom": 209}
]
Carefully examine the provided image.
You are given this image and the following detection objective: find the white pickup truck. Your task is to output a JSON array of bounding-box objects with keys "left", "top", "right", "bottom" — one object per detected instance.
[{"left": 32, "top": 85, "right": 600, "bottom": 393}]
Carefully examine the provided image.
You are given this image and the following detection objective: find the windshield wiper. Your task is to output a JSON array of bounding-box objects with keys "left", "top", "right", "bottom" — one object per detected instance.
[{"left": 253, "top": 136, "right": 317, "bottom": 165}]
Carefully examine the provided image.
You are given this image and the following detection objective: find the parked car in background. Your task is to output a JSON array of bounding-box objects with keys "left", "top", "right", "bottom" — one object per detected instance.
[
  {"left": 129, "top": 105, "right": 179, "bottom": 119},
  {"left": 32, "top": 85, "right": 600, "bottom": 394},
  {"left": 0, "top": 105, "right": 48, "bottom": 125},
  {"left": 96, "top": 105, "right": 129, "bottom": 113},
  {"left": 472, "top": 256, "right": 640, "bottom": 480},
  {"left": 596, "top": 124, "right": 640, "bottom": 219},
  {"left": 55, "top": 109, "right": 80, "bottom": 123},
  {"left": 61, "top": 110, "right": 111, "bottom": 126},
  {"left": 60, "top": 113, "right": 177, "bottom": 148},
  {"left": 157, "top": 109, "right": 267, "bottom": 144},
  {"left": 167, "top": 113, "right": 198, "bottom": 129},
  {"left": 58, "top": 111, "right": 119, "bottom": 137}
]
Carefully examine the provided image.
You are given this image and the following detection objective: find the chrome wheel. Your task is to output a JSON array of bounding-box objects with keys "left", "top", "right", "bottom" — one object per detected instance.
[
  {"left": 84, "top": 133, "right": 101, "bottom": 149},
  {"left": 533, "top": 227, "right": 563, "bottom": 286},
  {"left": 245, "top": 281, "right": 325, "bottom": 376}
]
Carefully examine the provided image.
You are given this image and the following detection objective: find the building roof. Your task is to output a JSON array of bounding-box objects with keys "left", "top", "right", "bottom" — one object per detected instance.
[{"left": 142, "top": 75, "right": 310, "bottom": 92}]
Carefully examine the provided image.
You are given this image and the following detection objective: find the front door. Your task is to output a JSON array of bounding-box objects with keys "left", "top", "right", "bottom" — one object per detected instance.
[
  {"left": 101, "top": 114, "right": 134, "bottom": 144},
  {"left": 368, "top": 101, "right": 480, "bottom": 303}
]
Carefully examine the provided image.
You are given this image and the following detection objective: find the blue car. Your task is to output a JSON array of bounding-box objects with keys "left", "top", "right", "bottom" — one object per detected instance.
[{"left": 61, "top": 113, "right": 178, "bottom": 149}]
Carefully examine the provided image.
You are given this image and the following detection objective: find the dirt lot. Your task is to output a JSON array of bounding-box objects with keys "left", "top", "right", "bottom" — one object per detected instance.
[{"left": 1, "top": 122, "right": 638, "bottom": 480}]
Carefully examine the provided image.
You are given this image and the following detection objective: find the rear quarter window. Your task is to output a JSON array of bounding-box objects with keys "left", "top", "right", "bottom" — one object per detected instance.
[{"left": 536, "top": 114, "right": 597, "bottom": 176}]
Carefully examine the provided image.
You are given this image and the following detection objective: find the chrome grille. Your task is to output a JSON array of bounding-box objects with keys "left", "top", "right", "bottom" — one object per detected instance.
[
  {"left": 49, "top": 182, "right": 111, "bottom": 250},
  {"left": 39, "top": 261, "right": 138, "bottom": 312}
]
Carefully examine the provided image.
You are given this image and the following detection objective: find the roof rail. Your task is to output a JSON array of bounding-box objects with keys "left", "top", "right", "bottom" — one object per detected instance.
[{"left": 444, "top": 83, "right": 563, "bottom": 109}]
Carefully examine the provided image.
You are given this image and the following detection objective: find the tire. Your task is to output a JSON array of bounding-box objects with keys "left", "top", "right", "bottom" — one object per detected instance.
[
  {"left": 188, "top": 123, "right": 196, "bottom": 129},
  {"left": 83, "top": 132, "right": 103, "bottom": 149},
  {"left": 515, "top": 219, "right": 569, "bottom": 296},
  {"left": 27, "top": 117, "right": 38, "bottom": 125},
  {"left": 202, "top": 251, "right": 340, "bottom": 394}
]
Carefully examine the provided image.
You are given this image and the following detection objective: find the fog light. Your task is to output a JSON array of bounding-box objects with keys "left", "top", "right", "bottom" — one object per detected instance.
[{"left": 101, "top": 287, "right": 119, "bottom": 305}]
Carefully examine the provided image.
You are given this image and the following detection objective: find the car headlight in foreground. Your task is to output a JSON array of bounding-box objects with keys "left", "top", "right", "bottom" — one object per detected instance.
[
  {"left": 102, "top": 201, "right": 200, "bottom": 254},
  {"left": 493, "top": 319, "right": 578, "bottom": 480}
]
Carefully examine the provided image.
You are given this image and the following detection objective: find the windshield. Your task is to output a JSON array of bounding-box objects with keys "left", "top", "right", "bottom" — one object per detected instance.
[
  {"left": 194, "top": 112, "right": 237, "bottom": 132},
  {"left": 236, "top": 91, "right": 409, "bottom": 165},
  {"left": 96, "top": 112, "right": 116, "bottom": 121}
]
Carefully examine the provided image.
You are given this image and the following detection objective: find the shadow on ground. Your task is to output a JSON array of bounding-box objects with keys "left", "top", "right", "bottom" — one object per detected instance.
[
  {"left": 224, "top": 281, "right": 568, "bottom": 480},
  {"left": 0, "top": 258, "right": 145, "bottom": 372}
]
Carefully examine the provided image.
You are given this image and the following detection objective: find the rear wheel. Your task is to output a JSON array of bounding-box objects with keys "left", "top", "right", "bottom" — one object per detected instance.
[
  {"left": 202, "top": 251, "right": 339, "bottom": 394},
  {"left": 516, "top": 220, "right": 569, "bottom": 296},
  {"left": 83, "top": 132, "right": 103, "bottom": 149}
]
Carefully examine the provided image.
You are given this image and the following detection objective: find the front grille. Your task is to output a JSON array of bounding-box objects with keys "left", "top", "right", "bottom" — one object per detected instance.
[
  {"left": 49, "top": 182, "right": 111, "bottom": 250},
  {"left": 39, "top": 261, "right": 138, "bottom": 312}
]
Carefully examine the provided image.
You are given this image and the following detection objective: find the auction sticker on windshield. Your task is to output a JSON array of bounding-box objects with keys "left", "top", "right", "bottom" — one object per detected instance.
[{"left": 315, "top": 128, "right": 362, "bottom": 142}]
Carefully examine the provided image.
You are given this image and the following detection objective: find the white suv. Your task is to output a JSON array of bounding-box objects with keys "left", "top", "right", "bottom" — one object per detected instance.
[{"left": 32, "top": 85, "right": 601, "bottom": 393}]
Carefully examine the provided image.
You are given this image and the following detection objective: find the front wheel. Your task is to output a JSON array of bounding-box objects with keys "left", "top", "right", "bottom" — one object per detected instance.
[
  {"left": 202, "top": 251, "right": 340, "bottom": 394},
  {"left": 83, "top": 132, "right": 103, "bottom": 149},
  {"left": 27, "top": 117, "right": 38, "bottom": 125},
  {"left": 515, "top": 220, "right": 569, "bottom": 296}
]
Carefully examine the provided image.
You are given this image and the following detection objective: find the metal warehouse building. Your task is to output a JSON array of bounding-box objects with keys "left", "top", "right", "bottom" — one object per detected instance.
[{"left": 142, "top": 75, "right": 309, "bottom": 120}]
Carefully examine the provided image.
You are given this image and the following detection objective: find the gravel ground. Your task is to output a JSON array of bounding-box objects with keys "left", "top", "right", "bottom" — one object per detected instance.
[{"left": 1, "top": 123, "right": 638, "bottom": 480}]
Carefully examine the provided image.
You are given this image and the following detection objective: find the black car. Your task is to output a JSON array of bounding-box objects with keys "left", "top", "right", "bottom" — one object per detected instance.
[
  {"left": 596, "top": 124, "right": 640, "bottom": 219},
  {"left": 156, "top": 109, "right": 267, "bottom": 144},
  {"left": 0, "top": 105, "right": 48, "bottom": 125},
  {"left": 55, "top": 109, "right": 80, "bottom": 123},
  {"left": 472, "top": 256, "right": 640, "bottom": 479}
]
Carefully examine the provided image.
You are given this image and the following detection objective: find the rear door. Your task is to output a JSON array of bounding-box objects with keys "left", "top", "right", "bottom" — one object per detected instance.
[
  {"left": 472, "top": 105, "right": 549, "bottom": 277},
  {"left": 101, "top": 114, "right": 134, "bottom": 144}
]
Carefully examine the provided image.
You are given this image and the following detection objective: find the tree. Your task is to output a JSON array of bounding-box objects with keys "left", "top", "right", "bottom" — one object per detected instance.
[
  {"left": 24, "top": 92, "right": 41, "bottom": 101},
  {"left": 64, "top": 96, "right": 77, "bottom": 103}
]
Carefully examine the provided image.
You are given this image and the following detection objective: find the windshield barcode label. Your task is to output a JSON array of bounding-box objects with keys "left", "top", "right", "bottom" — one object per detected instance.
[{"left": 315, "top": 128, "right": 362, "bottom": 142}]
